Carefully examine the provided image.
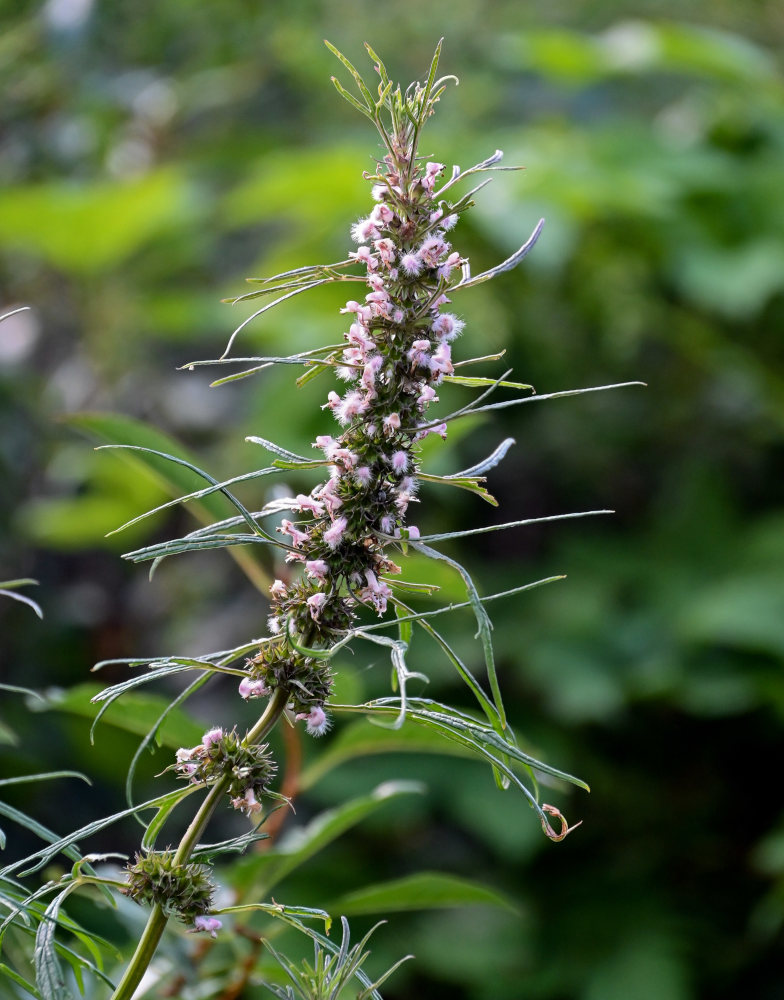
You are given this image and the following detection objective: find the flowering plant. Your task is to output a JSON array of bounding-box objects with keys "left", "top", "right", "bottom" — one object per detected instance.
[{"left": 0, "top": 42, "right": 637, "bottom": 1000}]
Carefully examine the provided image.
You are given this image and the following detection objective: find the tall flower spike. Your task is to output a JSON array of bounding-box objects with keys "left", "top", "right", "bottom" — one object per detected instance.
[{"left": 221, "top": 39, "right": 631, "bottom": 838}]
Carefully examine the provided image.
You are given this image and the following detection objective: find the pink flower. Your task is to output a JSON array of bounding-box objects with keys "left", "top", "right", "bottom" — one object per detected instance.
[
  {"left": 437, "top": 252, "right": 463, "bottom": 281},
  {"left": 421, "top": 161, "right": 445, "bottom": 192},
  {"left": 371, "top": 183, "right": 387, "bottom": 201},
  {"left": 231, "top": 787, "right": 262, "bottom": 816},
  {"left": 395, "top": 524, "right": 421, "bottom": 540},
  {"left": 293, "top": 494, "right": 325, "bottom": 516},
  {"left": 391, "top": 450, "right": 409, "bottom": 473},
  {"left": 336, "top": 392, "right": 368, "bottom": 425},
  {"left": 202, "top": 727, "right": 223, "bottom": 748},
  {"left": 382, "top": 412, "right": 401, "bottom": 434},
  {"left": 305, "top": 559, "right": 329, "bottom": 581},
  {"left": 351, "top": 217, "right": 380, "bottom": 243},
  {"left": 239, "top": 677, "right": 270, "bottom": 700},
  {"left": 429, "top": 341, "right": 454, "bottom": 377},
  {"left": 358, "top": 568, "right": 393, "bottom": 615},
  {"left": 353, "top": 465, "right": 372, "bottom": 486},
  {"left": 418, "top": 236, "right": 450, "bottom": 268},
  {"left": 400, "top": 252, "right": 422, "bottom": 277},
  {"left": 270, "top": 579, "right": 288, "bottom": 599},
  {"left": 323, "top": 516, "right": 348, "bottom": 549},
  {"left": 295, "top": 705, "right": 331, "bottom": 738},
  {"left": 417, "top": 384, "right": 438, "bottom": 409},
  {"left": 408, "top": 339, "right": 431, "bottom": 370},
  {"left": 349, "top": 245, "right": 377, "bottom": 269},
  {"left": 380, "top": 514, "right": 395, "bottom": 534},
  {"left": 332, "top": 447, "right": 358, "bottom": 470},
  {"left": 362, "top": 355, "right": 383, "bottom": 392},
  {"left": 340, "top": 300, "right": 363, "bottom": 314},
  {"left": 192, "top": 916, "right": 222, "bottom": 938},
  {"left": 431, "top": 313, "right": 464, "bottom": 341},
  {"left": 315, "top": 477, "right": 344, "bottom": 515},
  {"left": 322, "top": 390, "right": 341, "bottom": 412},
  {"left": 314, "top": 435, "right": 338, "bottom": 458},
  {"left": 347, "top": 323, "right": 375, "bottom": 351},
  {"left": 371, "top": 203, "right": 395, "bottom": 226},
  {"left": 279, "top": 519, "right": 310, "bottom": 548},
  {"left": 306, "top": 592, "right": 327, "bottom": 620},
  {"left": 373, "top": 237, "right": 396, "bottom": 264}
]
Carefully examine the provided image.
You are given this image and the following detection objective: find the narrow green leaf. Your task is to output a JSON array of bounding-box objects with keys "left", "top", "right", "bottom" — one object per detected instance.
[
  {"left": 419, "top": 510, "right": 613, "bottom": 544},
  {"left": 0, "top": 963, "right": 43, "bottom": 998},
  {"left": 272, "top": 458, "right": 331, "bottom": 471},
  {"left": 324, "top": 40, "right": 375, "bottom": 109},
  {"left": 141, "top": 786, "right": 199, "bottom": 851},
  {"left": 418, "top": 473, "right": 498, "bottom": 506},
  {"left": 383, "top": 578, "right": 440, "bottom": 595},
  {"left": 299, "top": 721, "right": 473, "bottom": 791},
  {"left": 391, "top": 595, "right": 499, "bottom": 730},
  {"left": 0, "top": 589, "right": 43, "bottom": 619},
  {"left": 127, "top": 672, "right": 211, "bottom": 814},
  {"left": 331, "top": 871, "right": 516, "bottom": 916},
  {"left": 446, "top": 437, "right": 516, "bottom": 479},
  {"left": 229, "top": 782, "right": 423, "bottom": 895},
  {"left": 66, "top": 412, "right": 274, "bottom": 593},
  {"left": 456, "top": 381, "right": 648, "bottom": 420},
  {"left": 96, "top": 445, "right": 270, "bottom": 540},
  {"left": 395, "top": 603, "right": 412, "bottom": 646},
  {"left": 442, "top": 375, "right": 533, "bottom": 390},
  {"left": 410, "top": 542, "right": 505, "bottom": 727},
  {"left": 244, "top": 437, "right": 312, "bottom": 464},
  {"left": 0, "top": 684, "right": 44, "bottom": 701},
  {"left": 329, "top": 77, "right": 375, "bottom": 121},
  {"left": 121, "top": 531, "right": 284, "bottom": 565},
  {"left": 8, "top": 787, "right": 198, "bottom": 878},
  {"left": 0, "top": 773, "right": 90, "bottom": 790},
  {"left": 34, "top": 888, "right": 74, "bottom": 1000}
]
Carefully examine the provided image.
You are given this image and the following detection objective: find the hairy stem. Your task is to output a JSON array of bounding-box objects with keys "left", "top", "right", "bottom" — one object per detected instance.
[{"left": 110, "top": 686, "right": 290, "bottom": 1000}]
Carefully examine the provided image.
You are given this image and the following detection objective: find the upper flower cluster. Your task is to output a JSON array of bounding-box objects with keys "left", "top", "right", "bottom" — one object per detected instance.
[{"left": 237, "top": 133, "right": 470, "bottom": 724}]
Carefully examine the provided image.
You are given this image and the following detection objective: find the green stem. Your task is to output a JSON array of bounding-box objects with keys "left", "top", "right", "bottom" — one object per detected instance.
[{"left": 109, "top": 686, "right": 290, "bottom": 1000}]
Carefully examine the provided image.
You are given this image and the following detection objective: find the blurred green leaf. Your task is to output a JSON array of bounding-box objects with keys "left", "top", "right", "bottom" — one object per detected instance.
[
  {"left": 42, "top": 683, "right": 205, "bottom": 750},
  {"left": 332, "top": 871, "right": 517, "bottom": 916},
  {"left": 0, "top": 169, "right": 193, "bottom": 274}
]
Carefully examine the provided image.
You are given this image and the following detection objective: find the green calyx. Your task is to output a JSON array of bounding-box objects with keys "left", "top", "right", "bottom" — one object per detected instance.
[{"left": 121, "top": 850, "right": 215, "bottom": 923}]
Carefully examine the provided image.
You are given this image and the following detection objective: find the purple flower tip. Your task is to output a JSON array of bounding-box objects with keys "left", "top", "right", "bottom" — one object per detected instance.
[{"left": 193, "top": 915, "right": 222, "bottom": 938}]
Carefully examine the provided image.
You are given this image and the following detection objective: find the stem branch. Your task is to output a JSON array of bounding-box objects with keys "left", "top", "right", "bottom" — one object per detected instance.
[{"left": 109, "top": 686, "right": 290, "bottom": 1000}]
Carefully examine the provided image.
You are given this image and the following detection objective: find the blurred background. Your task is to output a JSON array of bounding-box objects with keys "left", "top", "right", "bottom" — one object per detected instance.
[{"left": 1, "top": 1, "right": 784, "bottom": 998}]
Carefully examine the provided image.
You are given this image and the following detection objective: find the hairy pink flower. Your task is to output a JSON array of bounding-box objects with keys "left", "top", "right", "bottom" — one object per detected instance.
[
  {"left": 293, "top": 494, "right": 325, "bottom": 516},
  {"left": 400, "top": 252, "right": 422, "bottom": 277},
  {"left": 391, "top": 450, "right": 409, "bottom": 473},
  {"left": 305, "top": 559, "right": 329, "bottom": 581},
  {"left": 239, "top": 677, "right": 270, "bottom": 700},
  {"left": 307, "top": 592, "right": 327, "bottom": 620},
  {"left": 323, "top": 516, "right": 348, "bottom": 548},
  {"left": 231, "top": 787, "right": 262, "bottom": 816},
  {"left": 192, "top": 916, "right": 222, "bottom": 938},
  {"left": 295, "top": 705, "right": 331, "bottom": 737}
]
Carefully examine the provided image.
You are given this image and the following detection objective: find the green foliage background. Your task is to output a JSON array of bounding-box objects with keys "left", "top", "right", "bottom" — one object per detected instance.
[{"left": 2, "top": 1, "right": 783, "bottom": 997}]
